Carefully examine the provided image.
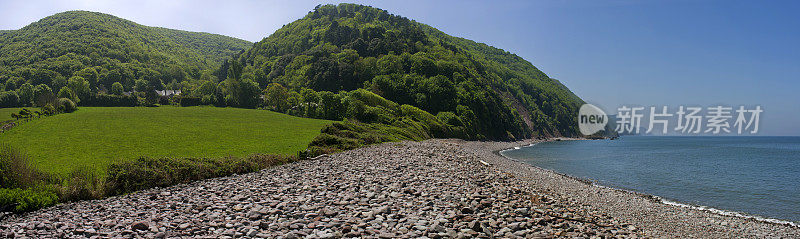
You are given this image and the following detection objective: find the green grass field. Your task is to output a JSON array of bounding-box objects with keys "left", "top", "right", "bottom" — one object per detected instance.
[
  {"left": 0, "top": 106, "right": 333, "bottom": 175},
  {"left": 0, "top": 108, "right": 23, "bottom": 122}
]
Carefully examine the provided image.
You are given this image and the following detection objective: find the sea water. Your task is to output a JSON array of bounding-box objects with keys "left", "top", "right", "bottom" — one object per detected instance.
[{"left": 500, "top": 136, "right": 800, "bottom": 224}]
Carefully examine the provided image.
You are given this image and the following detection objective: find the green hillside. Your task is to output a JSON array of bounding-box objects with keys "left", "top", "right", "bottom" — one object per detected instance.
[
  {"left": 236, "top": 4, "right": 583, "bottom": 139},
  {"left": 0, "top": 11, "right": 252, "bottom": 95},
  {"left": 0, "top": 106, "right": 331, "bottom": 175}
]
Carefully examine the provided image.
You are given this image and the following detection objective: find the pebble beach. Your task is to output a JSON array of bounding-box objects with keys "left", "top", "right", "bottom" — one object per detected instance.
[{"left": 1, "top": 139, "right": 798, "bottom": 238}]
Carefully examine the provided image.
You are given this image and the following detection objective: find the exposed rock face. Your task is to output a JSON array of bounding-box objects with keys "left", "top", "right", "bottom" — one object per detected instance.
[{"left": 0, "top": 140, "right": 797, "bottom": 238}]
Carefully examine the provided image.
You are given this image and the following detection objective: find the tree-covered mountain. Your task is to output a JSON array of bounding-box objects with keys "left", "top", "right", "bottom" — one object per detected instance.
[
  {"left": 0, "top": 5, "right": 586, "bottom": 144},
  {"left": 235, "top": 4, "right": 583, "bottom": 139},
  {"left": 0, "top": 11, "right": 252, "bottom": 98}
]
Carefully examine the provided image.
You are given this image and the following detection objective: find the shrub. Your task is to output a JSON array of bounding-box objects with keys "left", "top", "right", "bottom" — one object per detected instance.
[
  {"left": 309, "top": 133, "right": 361, "bottom": 151},
  {"left": 41, "top": 103, "right": 57, "bottom": 116},
  {"left": 308, "top": 120, "right": 425, "bottom": 153},
  {"left": 57, "top": 98, "right": 77, "bottom": 113},
  {"left": 0, "top": 187, "right": 59, "bottom": 212},
  {"left": 82, "top": 94, "right": 137, "bottom": 107},
  {"left": 158, "top": 96, "right": 171, "bottom": 105},
  {"left": 178, "top": 96, "right": 202, "bottom": 106},
  {"left": 58, "top": 168, "right": 104, "bottom": 201},
  {"left": 0, "top": 144, "right": 48, "bottom": 189},
  {"left": 106, "top": 154, "right": 294, "bottom": 195}
]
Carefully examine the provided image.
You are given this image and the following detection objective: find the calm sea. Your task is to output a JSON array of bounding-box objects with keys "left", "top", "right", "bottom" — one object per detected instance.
[{"left": 500, "top": 136, "right": 800, "bottom": 223}]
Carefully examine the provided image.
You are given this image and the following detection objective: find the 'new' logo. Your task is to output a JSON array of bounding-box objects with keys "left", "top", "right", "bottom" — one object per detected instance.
[{"left": 578, "top": 104, "right": 608, "bottom": 135}]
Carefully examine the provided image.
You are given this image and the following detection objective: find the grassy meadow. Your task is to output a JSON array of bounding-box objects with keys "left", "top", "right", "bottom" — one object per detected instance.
[
  {"left": 0, "top": 106, "right": 333, "bottom": 176},
  {"left": 0, "top": 108, "right": 22, "bottom": 122}
]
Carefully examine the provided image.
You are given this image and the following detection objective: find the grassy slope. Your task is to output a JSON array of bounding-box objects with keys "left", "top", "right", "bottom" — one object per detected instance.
[
  {"left": 0, "top": 108, "right": 22, "bottom": 122},
  {"left": 0, "top": 106, "right": 332, "bottom": 175}
]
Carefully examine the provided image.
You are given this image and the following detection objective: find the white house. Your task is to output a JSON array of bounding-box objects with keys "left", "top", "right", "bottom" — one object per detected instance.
[{"left": 155, "top": 90, "right": 182, "bottom": 96}]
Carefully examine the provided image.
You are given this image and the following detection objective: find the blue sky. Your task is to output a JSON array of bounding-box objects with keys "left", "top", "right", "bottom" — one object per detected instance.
[{"left": 1, "top": 0, "right": 798, "bottom": 135}]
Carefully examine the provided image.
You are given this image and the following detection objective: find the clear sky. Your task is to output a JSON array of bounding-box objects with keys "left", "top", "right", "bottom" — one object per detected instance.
[{"left": 1, "top": 0, "right": 798, "bottom": 135}]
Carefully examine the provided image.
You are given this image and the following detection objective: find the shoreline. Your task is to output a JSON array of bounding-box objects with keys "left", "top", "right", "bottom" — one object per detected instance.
[
  {"left": 1, "top": 140, "right": 643, "bottom": 238},
  {"left": 2, "top": 139, "right": 798, "bottom": 238},
  {"left": 465, "top": 138, "right": 798, "bottom": 237},
  {"left": 495, "top": 139, "right": 800, "bottom": 229}
]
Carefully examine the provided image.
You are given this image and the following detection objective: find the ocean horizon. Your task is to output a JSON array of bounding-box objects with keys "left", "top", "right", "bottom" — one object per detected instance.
[{"left": 501, "top": 136, "right": 800, "bottom": 224}]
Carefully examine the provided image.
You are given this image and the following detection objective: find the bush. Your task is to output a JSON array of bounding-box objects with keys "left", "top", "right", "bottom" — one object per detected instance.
[
  {"left": 0, "top": 144, "right": 48, "bottom": 189},
  {"left": 308, "top": 120, "right": 425, "bottom": 153},
  {"left": 309, "top": 133, "right": 362, "bottom": 151},
  {"left": 41, "top": 103, "right": 57, "bottom": 116},
  {"left": 158, "top": 96, "right": 171, "bottom": 105},
  {"left": 0, "top": 187, "right": 58, "bottom": 212},
  {"left": 82, "top": 94, "right": 138, "bottom": 107},
  {"left": 57, "top": 98, "right": 77, "bottom": 113},
  {"left": 178, "top": 96, "right": 202, "bottom": 106},
  {"left": 58, "top": 168, "right": 104, "bottom": 201},
  {"left": 106, "top": 154, "right": 294, "bottom": 195}
]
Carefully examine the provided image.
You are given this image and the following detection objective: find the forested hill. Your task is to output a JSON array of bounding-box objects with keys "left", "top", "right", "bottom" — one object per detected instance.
[
  {"left": 237, "top": 4, "right": 583, "bottom": 139},
  {"left": 0, "top": 11, "right": 252, "bottom": 93}
]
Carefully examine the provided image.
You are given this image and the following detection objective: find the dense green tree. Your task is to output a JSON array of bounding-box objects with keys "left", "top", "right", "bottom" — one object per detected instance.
[
  {"left": 57, "top": 86, "right": 78, "bottom": 102},
  {"left": 32, "top": 84, "right": 54, "bottom": 106},
  {"left": 67, "top": 76, "right": 90, "bottom": 102},
  {"left": 264, "top": 83, "right": 289, "bottom": 112},
  {"left": 0, "top": 91, "right": 20, "bottom": 108},
  {"left": 166, "top": 80, "right": 180, "bottom": 90},
  {"left": 318, "top": 91, "right": 344, "bottom": 120},
  {"left": 227, "top": 59, "right": 243, "bottom": 81},
  {"left": 75, "top": 68, "right": 99, "bottom": 87},
  {"left": 300, "top": 88, "right": 320, "bottom": 104},
  {"left": 17, "top": 83, "right": 34, "bottom": 106},
  {"left": 219, "top": 76, "right": 260, "bottom": 108},
  {"left": 195, "top": 81, "right": 217, "bottom": 97},
  {"left": 239, "top": 79, "right": 261, "bottom": 108},
  {"left": 144, "top": 88, "right": 159, "bottom": 105},
  {"left": 4, "top": 77, "right": 23, "bottom": 91},
  {"left": 110, "top": 82, "right": 124, "bottom": 95},
  {"left": 199, "top": 70, "right": 215, "bottom": 82},
  {"left": 149, "top": 79, "right": 166, "bottom": 91},
  {"left": 134, "top": 79, "right": 148, "bottom": 92}
]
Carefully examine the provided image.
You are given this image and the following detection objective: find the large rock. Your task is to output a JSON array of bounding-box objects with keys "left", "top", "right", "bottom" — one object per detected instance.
[{"left": 131, "top": 222, "right": 149, "bottom": 231}]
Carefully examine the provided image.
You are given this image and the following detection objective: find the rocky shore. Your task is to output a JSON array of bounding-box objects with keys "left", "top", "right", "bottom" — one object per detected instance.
[{"left": 1, "top": 139, "right": 798, "bottom": 238}]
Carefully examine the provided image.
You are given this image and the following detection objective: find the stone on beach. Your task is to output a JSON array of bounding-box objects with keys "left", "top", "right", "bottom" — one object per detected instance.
[{"left": 0, "top": 139, "right": 797, "bottom": 238}]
